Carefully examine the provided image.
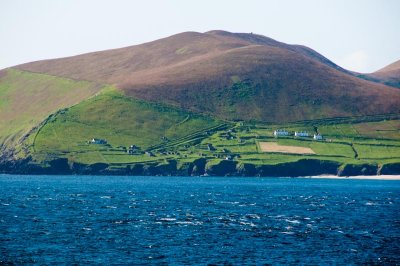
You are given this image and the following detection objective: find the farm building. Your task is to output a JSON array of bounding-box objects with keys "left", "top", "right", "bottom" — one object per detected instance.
[
  {"left": 313, "top": 134, "right": 323, "bottom": 140},
  {"left": 127, "top": 145, "right": 139, "bottom": 154},
  {"left": 225, "top": 155, "right": 233, "bottom": 160},
  {"left": 294, "top": 131, "right": 309, "bottom": 137},
  {"left": 273, "top": 129, "right": 289, "bottom": 137},
  {"left": 90, "top": 138, "right": 107, "bottom": 144}
]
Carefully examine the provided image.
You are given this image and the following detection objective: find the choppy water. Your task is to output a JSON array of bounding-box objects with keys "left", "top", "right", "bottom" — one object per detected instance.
[{"left": 0, "top": 175, "right": 399, "bottom": 265}]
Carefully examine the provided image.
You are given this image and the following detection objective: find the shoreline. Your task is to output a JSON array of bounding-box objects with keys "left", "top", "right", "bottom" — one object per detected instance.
[
  {"left": 1, "top": 172, "right": 400, "bottom": 180},
  {"left": 304, "top": 175, "right": 400, "bottom": 180}
]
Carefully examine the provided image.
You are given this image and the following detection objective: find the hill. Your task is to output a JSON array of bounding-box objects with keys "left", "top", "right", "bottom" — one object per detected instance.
[
  {"left": 361, "top": 59, "right": 400, "bottom": 88},
  {"left": 1, "top": 30, "right": 400, "bottom": 176},
  {"left": 16, "top": 30, "right": 400, "bottom": 122},
  {"left": 376, "top": 59, "right": 400, "bottom": 73}
]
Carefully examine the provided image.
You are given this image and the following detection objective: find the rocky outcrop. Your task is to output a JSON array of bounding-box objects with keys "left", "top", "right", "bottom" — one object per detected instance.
[
  {"left": 1, "top": 157, "right": 398, "bottom": 177},
  {"left": 236, "top": 162, "right": 257, "bottom": 176},
  {"left": 255, "top": 159, "right": 340, "bottom": 177},
  {"left": 205, "top": 160, "right": 237, "bottom": 176},
  {"left": 380, "top": 163, "right": 400, "bottom": 175},
  {"left": 338, "top": 163, "right": 378, "bottom": 176},
  {"left": 189, "top": 158, "right": 207, "bottom": 176}
]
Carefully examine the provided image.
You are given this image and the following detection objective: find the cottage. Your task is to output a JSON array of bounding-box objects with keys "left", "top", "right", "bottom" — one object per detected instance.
[
  {"left": 313, "top": 134, "right": 323, "bottom": 140},
  {"left": 295, "top": 131, "right": 309, "bottom": 137},
  {"left": 273, "top": 129, "right": 289, "bottom": 137},
  {"left": 90, "top": 138, "right": 107, "bottom": 144}
]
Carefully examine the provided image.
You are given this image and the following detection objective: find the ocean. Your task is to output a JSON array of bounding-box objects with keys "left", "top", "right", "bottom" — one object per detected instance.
[{"left": 1, "top": 175, "right": 399, "bottom": 264}]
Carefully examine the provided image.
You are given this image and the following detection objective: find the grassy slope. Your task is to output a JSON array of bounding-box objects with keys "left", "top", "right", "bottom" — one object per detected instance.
[
  {"left": 30, "top": 108, "right": 399, "bottom": 168},
  {"left": 174, "top": 118, "right": 399, "bottom": 167},
  {"left": 258, "top": 119, "right": 399, "bottom": 161},
  {"left": 1, "top": 69, "right": 396, "bottom": 169},
  {"left": 252, "top": 120, "right": 400, "bottom": 165},
  {"left": 0, "top": 69, "right": 103, "bottom": 153},
  {"left": 32, "top": 89, "right": 222, "bottom": 164}
]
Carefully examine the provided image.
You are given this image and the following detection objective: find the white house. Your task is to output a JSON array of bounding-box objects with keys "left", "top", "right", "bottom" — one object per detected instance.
[
  {"left": 295, "top": 131, "right": 309, "bottom": 137},
  {"left": 225, "top": 155, "right": 233, "bottom": 160},
  {"left": 313, "top": 134, "right": 323, "bottom": 140},
  {"left": 90, "top": 138, "right": 107, "bottom": 144},
  {"left": 273, "top": 129, "right": 289, "bottom": 137}
]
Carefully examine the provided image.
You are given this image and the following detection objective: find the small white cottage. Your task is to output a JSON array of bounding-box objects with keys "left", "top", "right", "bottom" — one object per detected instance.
[
  {"left": 273, "top": 129, "right": 289, "bottom": 137},
  {"left": 295, "top": 131, "right": 309, "bottom": 137},
  {"left": 313, "top": 134, "right": 323, "bottom": 140}
]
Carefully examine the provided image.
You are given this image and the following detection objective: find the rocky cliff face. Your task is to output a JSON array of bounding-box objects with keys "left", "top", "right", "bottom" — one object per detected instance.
[{"left": 1, "top": 157, "right": 397, "bottom": 177}]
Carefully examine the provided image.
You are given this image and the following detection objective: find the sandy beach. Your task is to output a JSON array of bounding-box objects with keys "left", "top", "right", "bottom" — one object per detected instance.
[{"left": 305, "top": 175, "right": 400, "bottom": 180}]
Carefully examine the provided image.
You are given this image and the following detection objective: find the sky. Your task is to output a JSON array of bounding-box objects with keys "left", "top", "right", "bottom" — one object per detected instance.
[{"left": 1, "top": 0, "right": 399, "bottom": 73}]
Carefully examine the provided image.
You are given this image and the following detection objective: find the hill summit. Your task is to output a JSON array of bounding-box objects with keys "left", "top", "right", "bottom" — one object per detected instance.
[
  {"left": 363, "top": 59, "right": 400, "bottom": 88},
  {"left": 14, "top": 30, "right": 400, "bottom": 122}
]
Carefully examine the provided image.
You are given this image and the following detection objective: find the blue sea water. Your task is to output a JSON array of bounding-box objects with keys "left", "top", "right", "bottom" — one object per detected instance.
[{"left": 0, "top": 175, "right": 399, "bottom": 265}]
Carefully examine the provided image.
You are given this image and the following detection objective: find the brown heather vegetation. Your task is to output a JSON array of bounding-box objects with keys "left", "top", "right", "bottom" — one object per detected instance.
[
  {"left": 16, "top": 30, "right": 400, "bottom": 122},
  {"left": 363, "top": 59, "right": 400, "bottom": 88},
  {"left": 376, "top": 59, "right": 400, "bottom": 73}
]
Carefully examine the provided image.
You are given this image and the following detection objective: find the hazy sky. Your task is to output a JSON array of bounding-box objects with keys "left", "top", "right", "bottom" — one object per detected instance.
[{"left": 1, "top": 0, "right": 399, "bottom": 73}]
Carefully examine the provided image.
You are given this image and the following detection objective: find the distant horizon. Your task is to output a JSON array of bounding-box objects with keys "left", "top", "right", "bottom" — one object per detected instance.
[{"left": 1, "top": 0, "right": 399, "bottom": 73}]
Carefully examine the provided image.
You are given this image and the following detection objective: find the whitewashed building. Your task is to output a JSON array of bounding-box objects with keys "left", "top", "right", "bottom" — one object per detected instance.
[
  {"left": 313, "top": 134, "right": 323, "bottom": 140},
  {"left": 294, "top": 131, "right": 309, "bottom": 137},
  {"left": 273, "top": 129, "right": 289, "bottom": 137}
]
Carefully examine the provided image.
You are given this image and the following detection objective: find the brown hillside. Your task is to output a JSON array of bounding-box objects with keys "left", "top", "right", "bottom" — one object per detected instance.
[
  {"left": 363, "top": 59, "right": 400, "bottom": 88},
  {"left": 376, "top": 59, "right": 400, "bottom": 73},
  {"left": 16, "top": 31, "right": 400, "bottom": 122}
]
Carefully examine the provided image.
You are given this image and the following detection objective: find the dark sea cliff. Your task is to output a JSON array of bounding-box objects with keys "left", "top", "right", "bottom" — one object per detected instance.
[{"left": 1, "top": 157, "right": 400, "bottom": 176}]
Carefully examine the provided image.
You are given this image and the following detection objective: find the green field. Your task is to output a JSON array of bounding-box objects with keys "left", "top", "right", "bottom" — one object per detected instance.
[
  {"left": 27, "top": 99, "right": 400, "bottom": 169},
  {"left": 31, "top": 89, "right": 222, "bottom": 163},
  {"left": 0, "top": 69, "right": 103, "bottom": 153}
]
